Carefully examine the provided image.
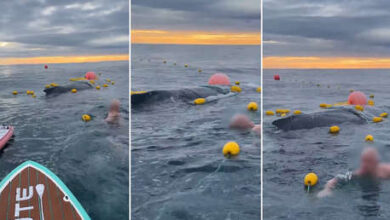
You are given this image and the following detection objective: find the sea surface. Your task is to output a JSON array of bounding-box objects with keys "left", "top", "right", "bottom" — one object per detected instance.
[
  {"left": 264, "top": 69, "right": 390, "bottom": 220},
  {"left": 0, "top": 61, "right": 129, "bottom": 220},
  {"left": 131, "top": 44, "right": 261, "bottom": 219}
]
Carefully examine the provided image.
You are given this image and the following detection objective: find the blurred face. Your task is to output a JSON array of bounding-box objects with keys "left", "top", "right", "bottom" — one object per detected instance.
[
  {"left": 230, "top": 114, "right": 254, "bottom": 130},
  {"left": 360, "top": 149, "right": 379, "bottom": 176},
  {"left": 110, "top": 100, "right": 120, "bottom": 113}
]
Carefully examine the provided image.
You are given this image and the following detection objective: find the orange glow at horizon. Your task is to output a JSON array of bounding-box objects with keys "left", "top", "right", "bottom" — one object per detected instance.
[
  {"left": 132, "top": 29, "right": 261, "bottom": 45},
  {"left": 0, "top": 54, "right": 129, "bottom": 66},
  {"left": 264, "top": 56, "right": 390, "bottom": 69}
]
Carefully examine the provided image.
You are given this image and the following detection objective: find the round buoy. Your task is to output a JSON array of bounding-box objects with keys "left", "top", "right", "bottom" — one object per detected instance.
[
  {"left": 365, "top": 135, "right": 374, "bottom": 142},
  {"left": 106, "top": 79, "right": 111, "bottom": 83},
  {"left": 380, "top": 112, "right": 388, "bottom": 118},
  {"left": 184, "top": 64, "right": 188, "bottom": 68},
  {"left": 89, "top": 80, "right": 95, "bottom": 84},
  {"left": 50, "top": 83, "right": 58, "bottom": 87},
  {"left": 370, "top": 94, "right": 374, "bottom": 99},
  {"left": 194, "top": 98, "right": 206, "bottom": 105},
  {"left": 355, "top": 105, "right": 364, "bottom": 111},
  {"left": 45, "top": 84, "right": 51, "bottom": 88},
  {"left": 319, "top": 103, "right": 332, "bottom": 108},
  {"left": 329, "top": 126, "right": 340, "bottom": 134},
  {"left": 281, "top": 113, "right": 286, "bottom": 117},
  {"left": 111, "top": 81, "right": 115, "bottom": 85},
  {"left": 235, "top": 81, "right": 240, "bottom": 85},
  {"left": 222, "top": 142, "right": 240, "bottom": 157},
  {"left": 294, "top": 110, "right": 302, "bottom": 115},
  {"left": 368, "top": 100, "right": 375, "bottom": 106},
  {"left": 208, "top": 73, "right": 230, "bottom": 85},
  {"left": 373, "top": 117, "right": 383, "bottom": 123},
  {"left": 304, "top": 173, "right": 318, "bottom": 187},
  {"left": 348, "top": 91, "right": 367, "bottom": 105},
  {"left": 230, "top": 85, "right": 241, "bottom": 93},
  {"left": 247, "top": 102, "right": 258, "bottom": 111},
  {"left": 256, "top": 87, "right": 261, "bottom": 93},
  {"left": 71, "top": 89, "right": 77, "bottom": 93},
  {"left": 103, "top": 84, "right": 108, "bottom": 88},
  {"left": 274, "top": 74, "right": 280, "bottom": 80},
  {"left": 44, "top": 65, "right": 48, "bottom": 69},
  {"left": 96, "top": 86, "right": 101, "bottom": 90},
  {"left": 12, "top": 91, "right": 18, "bottom": 95},
  {"left": 85, "top": 72, "right": 97, "bottom": 80},
  {"left": 266, "top": 110, "right": 275, "bottom": 116},
  {"left": 198, "top": 69, "right": 202, "bottom": 73},
  {"left": 82, "top": 114, "right": 91, "bottom": 122}
]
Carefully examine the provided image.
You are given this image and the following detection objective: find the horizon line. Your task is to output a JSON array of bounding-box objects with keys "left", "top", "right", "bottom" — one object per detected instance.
[{"left": 0, "top": 54, "right": 129, "bottom": 66}]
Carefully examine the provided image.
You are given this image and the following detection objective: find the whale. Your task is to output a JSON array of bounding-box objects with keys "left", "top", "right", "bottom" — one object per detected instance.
[
  {"left": 131, "top": 86, "right": 230, "bottom": 105},
  {"left": 272, "top": 108, "right": 367, "bottom": 131},
  {"left": 44, "top": 81, "right": 93, "bottom": 96}
]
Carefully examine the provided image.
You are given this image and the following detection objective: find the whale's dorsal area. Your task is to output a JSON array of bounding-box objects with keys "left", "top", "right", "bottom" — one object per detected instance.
[
  {"left": 131, "top": 86, "right": 228, "bottom": 105},
  {"left": 272, "top": 108, "right": 367, "bottom": 131},
  {"left": 44, "top": 81, "right": 93, "bottom": 96}
]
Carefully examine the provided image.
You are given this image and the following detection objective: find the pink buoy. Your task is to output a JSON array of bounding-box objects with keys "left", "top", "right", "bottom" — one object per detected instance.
[
  {"left": 85, "top": 72, "right": 97, "bottom": 80},
  {"left": 44, "top": 65, "right": 48, "bottom": 69},
  {"left": 208, "top": 73, "right": 230, "bottom": 85},
  {"left": 274, "top": 74, "right": 280, "bottom": 80},
  {"left": 348, "top": 91, "right": 367, "bottom": 105}
]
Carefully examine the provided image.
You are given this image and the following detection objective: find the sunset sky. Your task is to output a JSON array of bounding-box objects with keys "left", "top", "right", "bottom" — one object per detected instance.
[
  {"left": 264, "top": 0, "right": 390, "bottom": 68},
  {"left": 132, "top": 0, "right": 260, "bottom": 45},
  {"left": 0, "top": 0, "right": 128, "bottom": 65}
]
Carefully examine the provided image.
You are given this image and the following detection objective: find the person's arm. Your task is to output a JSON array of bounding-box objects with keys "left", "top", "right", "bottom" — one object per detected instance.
[
  {"left": 317, "top": 178, "right": 337, "bottom": 198},
  {"left": 379, "top": 164, "right": 390, "bottom": 179}
]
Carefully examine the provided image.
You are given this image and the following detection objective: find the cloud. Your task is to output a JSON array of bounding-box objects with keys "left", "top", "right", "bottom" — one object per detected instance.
[
  {"left": 264, "top": 0, "right": 390, "bottom": 57},
  {"left": 132, "top": 0, "right": 260, "bottom": 32},
  {"left": 0, "top": 0, "right": 128, "bottom": 57}
]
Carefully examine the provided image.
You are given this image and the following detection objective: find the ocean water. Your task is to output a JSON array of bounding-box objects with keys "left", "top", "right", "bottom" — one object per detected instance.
[
  {"left": 264, "top": 69, "right": 390, "bottom": 219},
  {"left": 0, "top": 61, "right": 129, "bottom": 220},
  {"left": 131, "top": 44, "right": 261, "bottom": 219}
]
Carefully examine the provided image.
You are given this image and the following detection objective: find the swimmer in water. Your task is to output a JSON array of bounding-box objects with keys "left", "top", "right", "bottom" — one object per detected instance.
[
  {"left": 229, "top": 114, "right": 261, "bottom": 136},
  {"left": 317, "top": 147, "right": 390, "bottom": 198},
  {"left": 105, "top": 99, "right": 121, "bottom": 124}
]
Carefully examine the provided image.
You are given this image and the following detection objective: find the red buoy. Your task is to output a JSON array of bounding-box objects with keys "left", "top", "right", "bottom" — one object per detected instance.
[
  {"left": 208, "top": 73, "right": 230, "bottom": 85},
  {"left": 274, "top": 74, "right": 280, "bottom": 80},
  {"left": 44, "top": 65, "right": 48, "bottom": 69},
  {"left": 85, "top": 72, "right": 97, "bottom": 80},
  {"left": 348, "top": 91, "right": 367, "bottom": 105}
]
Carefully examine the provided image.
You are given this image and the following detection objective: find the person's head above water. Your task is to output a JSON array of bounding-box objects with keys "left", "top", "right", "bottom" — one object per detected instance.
[
  {"left": 229, "top": 114, "right": 254, "bottom": 130},
  {"left": 110, "top": 99, "right": 120, "bottom": 113},
  {"left": 208, "top": 73, "right": 230, "bottom": 85},
  {"left": 348, "top": 91, "right": 367, "bottom": 105},
  {"left": 359, "top": 147, "right": 380, "bottom": 176}
]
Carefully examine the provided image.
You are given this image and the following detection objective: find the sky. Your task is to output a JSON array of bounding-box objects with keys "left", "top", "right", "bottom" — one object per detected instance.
[
  {"left": 132, "top": 0, "right": 261, "bottom": 45},
  {"left": 0, "top": 0, "right": 128, "bottom": 64},
  {"left": 264, "top": 0, "right": 390, "bottom": 68}
]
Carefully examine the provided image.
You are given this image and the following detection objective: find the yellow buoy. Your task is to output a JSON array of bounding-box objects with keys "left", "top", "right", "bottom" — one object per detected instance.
[
  {"left": 222, "top": 142, "right": 240, "bottom": 157},
  {"left": 370, "top": 94, "right": 374, "bottom": 99},
  {"left": 368, "top": 100, "right": 374, "bottom": 106},
  {"left": 373, "top": 117, "right": 383, "bottom": 123},
  {"left": 50, "top": 83, "right": 58, "bottom": 87},
  {"left": 355, "top": 105, "right": 364, "bottom": 111},
  {"left": 89, "top": 80, "right": 95, "bottom": 84},
  {"left": 380, "top": 112, "right": 388, "bottom": 118},
  {"left": 194, "top": 98, "right": 206, "bottom": 105},
  {"left": 256, "top": 87, "right": 261, "bottom": 93},
  {"left": 96, "top": 86, "right": 101, "bottom": 90},
  {"left": 304, "top": 173, "right": 318, "bottom": 187},
  {"left": 276, "top": 109, "right": 290, "bottom": 114},
  {"left": 294, "top": 110, "right": 302, "bottom": 115},
  {"left": 329, "top": 125, "right": 340, "bottom": 134},
  {"left": 198, "top": 69, "right": 202, "bottom": 73},
  {"left": 266, "top": 110, "right": 275, "bottom": 116},
  {"left": 235, "top": 81, "right": 240, "bottom": 85},
  {"left": 12, "top": 91, "right": 18, "bottom": 95},
  {"left": 103, "top": 84, "right": 108, "bottom": 88},
  {"left": 71, "top": 89, "right": 77, "bottom": 93},
  {"left": 32, "top": 94, "right": 36, "bottom": 98},
  {"left": 365, "top": 135, "right": 374, "bottom": 142},
  {"left": 106, "top": 79, "right": 111, "bottom": 83},
  {"left": 82, "top": 114, "right": 91, "bottom": 122},
  {"left": 111, "top": 81, "right": 115, "bottom": 85},
  {"left": 131, "top": 91, "right": 147, "bottom": 95},
  {"left": 26, "top": 90, "right": 31, "bottom": 95},
  {"left": 230, "top": 85, "right": 241, "bottom": 93},
  {"left": 281, "top": 113, "right": 286, "bottom": 117},
  {"left": 319, "top": 103, "right": 332, "bottom": 108},
  {"left": 45, "top": 84, "right": 51, "bottom": 88},
  {"left": 247, "top": 102, "right": 258, "bottom": 111},
  {"left": 184, "top": 64, "right": 188, "bottom": 68}
]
